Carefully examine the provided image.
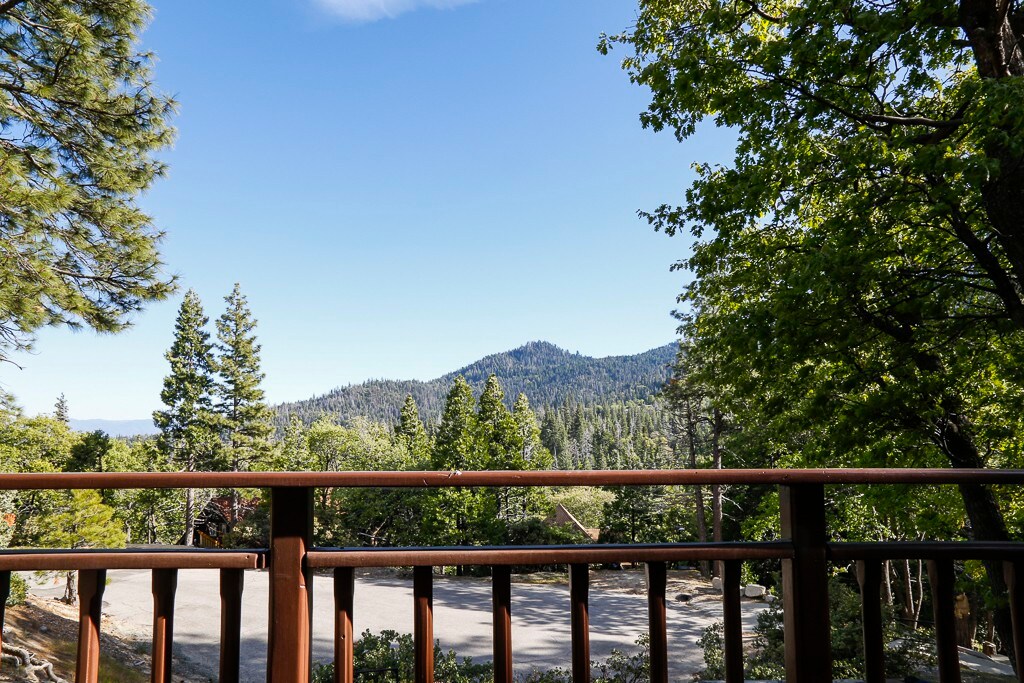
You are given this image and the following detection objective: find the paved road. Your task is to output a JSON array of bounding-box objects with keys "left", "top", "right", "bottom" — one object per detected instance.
[{"left": 35, "top": 569, "right": 765, "bottom": 682}]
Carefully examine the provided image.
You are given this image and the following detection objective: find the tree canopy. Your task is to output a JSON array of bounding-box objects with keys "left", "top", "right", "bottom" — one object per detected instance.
[{"left": 0, "top": 1, "right": 176, "bottom": 364}]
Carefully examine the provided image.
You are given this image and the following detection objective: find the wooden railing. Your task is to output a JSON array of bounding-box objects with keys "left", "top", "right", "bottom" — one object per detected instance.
[{"left": 1, "top": 469, "right": 1023, "bottom": 683}]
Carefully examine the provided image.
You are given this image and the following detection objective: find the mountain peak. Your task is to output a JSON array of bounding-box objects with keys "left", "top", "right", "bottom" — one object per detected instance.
[{"left": 277, "top": 341, "right": 676, "bottom": 426}]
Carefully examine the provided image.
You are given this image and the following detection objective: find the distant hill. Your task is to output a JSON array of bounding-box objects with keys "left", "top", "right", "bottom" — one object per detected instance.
[
  {"left": 69, "top": 418, "right": 157, "bottom": 437},
  {"left": 276, "top": 341, "right": 677, "bottom": 427}
]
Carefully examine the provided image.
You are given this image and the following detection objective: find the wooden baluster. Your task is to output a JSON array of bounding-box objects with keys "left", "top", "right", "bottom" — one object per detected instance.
[
  {"left": 646, "top": 561, "right": 668, "bottom": 683},
  {"left": 268, "top": 486, "right": 313, "bottom": 683},
  {"left": 151, "top": 568, "right": 177, "bottom": 683},
  {"left": 929, "top": 559, "right": 961, "bottom": 683},
  {"left": 220, "top": 568, "right": 244, "bottom": 683},
  {"left": 334, "top": 567, "right": 354, "bottom": 683},
  {"left": 492, "top": 565, "right": 513, "bottom": 683},
  {"left": 780, "top": 484, "right": 832, "bottom": 683},
  {"left": 0, "top": 571, "right": 10, "bottom": 661},
  {"left": 76, "top": 568, "right": 106, "bottom": 683},
  {"left": 1006, "top": 561, "right": 1024, "bottom": 683},
  {"left": 722, "top": 560, "right": 743, "bottom": 683},
  {"left": 856, "top": 560, "right": 885, "bottom": 683},
  {"left": 414, "top": 566, "right": 434, "bottom": 683},
  {"left": 570, "top": 563, "right": 591, "bottom": 683}
]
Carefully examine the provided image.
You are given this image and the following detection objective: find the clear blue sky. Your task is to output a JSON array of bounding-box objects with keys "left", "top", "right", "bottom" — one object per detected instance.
[{"left": 3, "top": 0, "right": 731, "bottom": 420}]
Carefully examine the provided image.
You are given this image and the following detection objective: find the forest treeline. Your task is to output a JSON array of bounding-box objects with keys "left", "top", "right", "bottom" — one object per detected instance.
[{"left": 274, "top": 341, "right": 675, "bottom": 427}]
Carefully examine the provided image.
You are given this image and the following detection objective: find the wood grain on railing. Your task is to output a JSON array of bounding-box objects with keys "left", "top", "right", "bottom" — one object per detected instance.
[
  {"left": 413, "top": 566, "right": 433, "bottom": 683},
  {"left": 76, "top": 568, "right": 106, "bottom": 683}
]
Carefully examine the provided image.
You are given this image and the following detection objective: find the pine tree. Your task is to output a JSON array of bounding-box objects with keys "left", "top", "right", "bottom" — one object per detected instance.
[
  {"left": 0, "top": 1, "right": 176, "bottom": 366},
  {"left": 53, "top": 394, "right": 69, "bottom": 424},
  {"left": 432, "top": 376, "right": 478, "bottom": 470},
  {"left": 39, "top": 489, "right": 125, "bottom": 603},
  {"left": 396, "top": 395, "right": 430, "bottom": 465},
  {"left": 214, "top": 283, "right": 274, "bottom": 525},
  {"left": 153, "top": 290, "right": 219, "bottom": 546},
  {"left": 476, "top": 375, "right": 519, "bottom": 469},
  {"left": 512, "top": 394, "right": 550, "bottom": 470}
]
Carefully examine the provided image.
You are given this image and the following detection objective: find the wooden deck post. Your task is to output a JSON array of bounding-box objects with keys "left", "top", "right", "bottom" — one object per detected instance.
[
  {"left": 722, "top": 560, "right": 744, "bottom": 683},
  {"left": 268, "top": 486, "right": 313, "bottom": 683},
  {"left": 492, "top": 565, "right": 513, "bottom": 683},
  {"left": 220, "top": 568, "right": 244, "bottom": 683},
  {"left": 780, "top": 484, "right": 832, "bottom": 682},
  {"left": 646, "top": 561, "right": 668, "bottom": 683},
  {"left": 413, "top": 566, "right": 434, "bottom": 683},
  {"left": 76, "top": 568, "right": 106, "bottom": 683},
  {"left": 334, "top": 567, "right": 354, "bottom": 683},
  {"left": 857, "top": 560, "right": 885, "bottom": 683},
  {"left": 151, "top": 568, "right": 177, "bottom": 683},
  {"left": 570, "top": 563, "right": 591, "bottom": 683}
]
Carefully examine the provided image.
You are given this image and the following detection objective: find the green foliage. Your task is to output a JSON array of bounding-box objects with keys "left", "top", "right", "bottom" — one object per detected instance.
[
  {"left": 5, "top": 573, "right": 27, "bottom": 606},
  {"left": 0, "top": 0, "right": 176, "bottom": 364},
  {"left": 153, "top": 290, "right": 219, "bottom": 471},
  {"left": 214, "top": 283, "right": 274, "bottom": 474},
  {"left": 37, "top": 488, "right": 126, "bottom": 601},
  {"left": 311, "top": 630, "right": 493, "bottom": 683},
  {"left": 696, "top": 578, "right": 932, "bottom": 680}
]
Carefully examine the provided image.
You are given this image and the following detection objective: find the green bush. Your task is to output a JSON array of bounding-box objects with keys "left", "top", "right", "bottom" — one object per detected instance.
[
  {"left": 313, "top": 631, "right": 650, "bottom": 683},
  {"left": 696, "top": 577, "right": 933, "bottom": 680},
  {"left": 312, "top": 629, "right": 492, "bottom": 683},
  {"left": 6, "top": 572, "right": 27, "bottom": 606}
]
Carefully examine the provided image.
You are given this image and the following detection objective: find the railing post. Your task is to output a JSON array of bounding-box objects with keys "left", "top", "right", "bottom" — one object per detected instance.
[
  {"left": 334, "top": 567, "right": 355, "bottom": 683},
  {"left": 646, "top": 561, "right": 668, "bottom": 683},
  {"left": 220, "top": 568, "right": 244, "bottom": 683},
  {"left": 492, "top": 565, "right": 513, "bottom": 683},
  {"left": 0, "top": 570, "right": 9, "bottom": 660},
  {"left": 928, "top": 559, "right": 962, "bottom": 683},
  {"left": 779, "top": 484, "right": 832, "bottom": 682},
  {"left": 856, "top": 560, "right": 885, "bottom": 683},
  {"left": 151, "top": 568, "right": 177, "bottom": 683},
  {"left": 722, "top": 560, "right": 743, "bottom": 683},
  {"left": 268, "top": 486, "right": 313, "bottom": 683},
  {"left": 1005, "top": 561, "right": 1024, "bottom": 683},
  {"left": 570, "top": 563, "right": 591, "bottom": 683},
  {"left": 76, "top": 568, "right": 106, "bottom": 683},
  {"left": 414, "top": 566, "right": 434, "bottom": 683}
]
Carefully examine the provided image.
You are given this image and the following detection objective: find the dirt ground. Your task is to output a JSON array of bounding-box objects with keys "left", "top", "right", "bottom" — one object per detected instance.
[{"left": 1, "top": 595, "right": 211, "bottom": 683}]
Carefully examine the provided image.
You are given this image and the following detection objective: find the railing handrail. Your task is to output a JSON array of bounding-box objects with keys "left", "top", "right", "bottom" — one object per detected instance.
[{"left": 2, "top": 467, "right": 1024, "bottom": 489}]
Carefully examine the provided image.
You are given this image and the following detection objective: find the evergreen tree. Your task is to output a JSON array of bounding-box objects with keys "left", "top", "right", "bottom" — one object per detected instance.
[
  {"left": 432, "top": 376, "right": 478, "bottom": 470},
  {"left": 39, "top": 489, "right": 125, "bottom": 603},
  {"left": 396, "top": 394, "right": 430, "bottom": 465},
  {"left": 274, "top": 414, "right": 312, "bottom": 471},
  {"left": 153, "top": 290, "right": 218, "bottom": 546},
  {"left": 512, "top": 394, "right": 550, "bottom": 469},
  {"left": 214, "top": 283, "right": 273, "bottom": 525},
  {"left": 0, "top": 1, "right": 176, "bottom": 366},
  {"left": 540, "top": 409, "right": 568, "bottom": 468},
  {"left": 53, "top": 394, "right": 69, "bottom": 424},
  {"left": 476, "top": 375, "right": 519, "bottom": 469}
]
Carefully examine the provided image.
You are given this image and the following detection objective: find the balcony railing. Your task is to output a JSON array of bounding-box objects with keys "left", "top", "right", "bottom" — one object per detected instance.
[{"left": 0, "top": 469, "right": 1023, "bottom": 683}]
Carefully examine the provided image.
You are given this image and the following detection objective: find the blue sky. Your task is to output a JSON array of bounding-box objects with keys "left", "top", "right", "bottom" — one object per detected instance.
[{"left": 3, "top": 0, "right": 731, "bottom": 420}]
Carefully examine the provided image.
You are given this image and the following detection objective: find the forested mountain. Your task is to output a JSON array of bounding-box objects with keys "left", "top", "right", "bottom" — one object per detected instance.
[{"left": 275, "top": 341, "right": 675, "bottom": 426}]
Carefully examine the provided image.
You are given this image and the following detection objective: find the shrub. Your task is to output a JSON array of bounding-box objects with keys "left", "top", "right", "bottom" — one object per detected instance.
[
  {"left": 695, "top": 577, "right": 933, "bottom": 680},
  {"left": 6, "top": 573, "right": 27, "bottom": 606}
]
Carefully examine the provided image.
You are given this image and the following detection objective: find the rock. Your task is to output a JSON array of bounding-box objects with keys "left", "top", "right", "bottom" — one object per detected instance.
[
  {"left": 675, "top": 593, "right": 692, "bottom": 602},
  {"left": 711, "top": 577, "right": 722, "bottom": 592},
  {"left": 38, "top": 625, "right": 49, "bottom": 634},
  {"left": 983, "top": 641, "right": 996, "bottom": 656},
  {"left": 744, "top": 584, "right": 766, "bottom": 598},
  {"left": 764, "top": 593, "right": 777, "bottom": 603}
]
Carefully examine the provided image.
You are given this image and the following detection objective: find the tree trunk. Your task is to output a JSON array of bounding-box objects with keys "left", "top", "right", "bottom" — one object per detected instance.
[
  {"left": 683, "top": 398, "right": 709, "bottom": 576},
  {"left": 711, "top": 408, "right": 724, "bottom": 579},
  {"left": 63, "top": 570, "right": 76, "bottom": 604},
  {"left": 934, "top": 412, "right": 1015, "bottom": 667},
  {"left": 184, "top": 487, "right": 195, "bottom": 547}
]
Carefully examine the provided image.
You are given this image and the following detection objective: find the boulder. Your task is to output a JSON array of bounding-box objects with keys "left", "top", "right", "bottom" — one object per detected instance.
[{"left": 744, "top": 584, "right": 767, "bottom": 598}]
